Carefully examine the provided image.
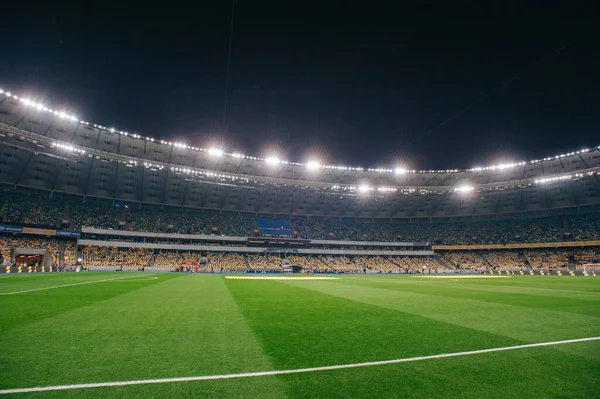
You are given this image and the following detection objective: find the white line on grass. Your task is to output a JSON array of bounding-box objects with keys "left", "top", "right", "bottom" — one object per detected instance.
[
  {"left": 1, "top": 336, "right": 598, "bottom": 395},
  {"left": 0, "top": 274, "right": 156, "bottom": 295}
]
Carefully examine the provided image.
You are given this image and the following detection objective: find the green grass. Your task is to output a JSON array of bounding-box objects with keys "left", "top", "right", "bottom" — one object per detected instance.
[{"left": 0, "top": 272, "right": 599, "bottom": 398}]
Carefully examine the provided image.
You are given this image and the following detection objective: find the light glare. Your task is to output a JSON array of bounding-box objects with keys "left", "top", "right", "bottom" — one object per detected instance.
[
  {"left": 306, "top": 161, "right": 320, "bottom": 170},
  {"left": 455, "top": 185, "right": 474, "bottom": 193},
  {"left": 208, "top": 148, "right": 224, "bottom": 157}
]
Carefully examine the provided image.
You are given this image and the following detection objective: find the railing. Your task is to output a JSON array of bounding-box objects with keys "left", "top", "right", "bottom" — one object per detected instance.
[
  {"left": 433, "top": 240, "right": 600, "bottom": 250},
  {"left": 77, "top": 239, "right": 434, "bottom": 256}
]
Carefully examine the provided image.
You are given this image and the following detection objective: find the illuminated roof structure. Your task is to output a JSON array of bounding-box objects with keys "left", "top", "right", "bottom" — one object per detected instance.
[{"left": 0, "top": 89, "right": 599, "bottom": 218}]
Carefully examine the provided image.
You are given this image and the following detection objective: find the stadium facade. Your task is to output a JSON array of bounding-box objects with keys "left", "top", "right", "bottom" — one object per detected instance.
[{"left": 0, "top": 89, "right": 599, "bottom": 274}]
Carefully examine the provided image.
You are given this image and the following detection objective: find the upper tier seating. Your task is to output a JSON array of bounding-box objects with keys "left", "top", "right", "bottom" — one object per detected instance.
[{"left": 1, "top": 189, "right": 598, "bottom": 244}]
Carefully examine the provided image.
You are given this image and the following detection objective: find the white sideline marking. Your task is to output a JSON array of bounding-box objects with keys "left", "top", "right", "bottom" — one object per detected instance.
[
  {"left": 1, "top": 336, "right": 598, "bottom": 395},
  {"left": 0, "top": 274, "right": 156, "bottom": 295}
]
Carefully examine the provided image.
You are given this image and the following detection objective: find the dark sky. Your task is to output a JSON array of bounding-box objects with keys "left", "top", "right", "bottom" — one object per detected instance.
[{"left": 2, "top": 1, "right": 599, "bottom": 170}]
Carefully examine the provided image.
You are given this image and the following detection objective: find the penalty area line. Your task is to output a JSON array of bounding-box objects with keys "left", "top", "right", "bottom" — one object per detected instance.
[
  {"left": 1, "top": 336, "right": 599, "bottom": 394},
  {"left": 0, "top": 274, "right": 156, "bottom": 295}
]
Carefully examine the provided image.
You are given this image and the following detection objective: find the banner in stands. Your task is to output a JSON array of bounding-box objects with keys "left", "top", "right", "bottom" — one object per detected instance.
[
  {"left": 22, "top": 227, "right": 57, "bottom": 236},
  {"left": 0, "top": 225, "right": 80, "bottom": 237},
  {"left": 264, "top": 249, "right": 299, "bottom": 254},
  {"left": 56, "top": 230, "right": 81, "bottom": 237},
  {"left": 433, "top": 240, "right": 600, "bottom": 250},
  {"left": 0, "top": 224, "right": 23, "bottom": 233}
]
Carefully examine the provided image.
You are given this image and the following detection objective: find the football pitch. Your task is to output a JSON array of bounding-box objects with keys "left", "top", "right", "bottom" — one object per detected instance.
[{"left": 1, "top": 273, "right": 599, "bottom": 398}]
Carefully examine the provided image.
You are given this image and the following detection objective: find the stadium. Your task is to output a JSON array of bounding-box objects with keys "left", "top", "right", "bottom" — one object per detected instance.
[{"left": 0, "top": 87, "right": 599, "bottom": 397}]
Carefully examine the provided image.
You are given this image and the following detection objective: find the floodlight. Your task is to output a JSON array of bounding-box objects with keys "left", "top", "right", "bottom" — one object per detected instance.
[
  {"left": 265, "top": 156, "right": 280, "bottom": 165},
  {"left": 455, "top": 185, "right": 474, "bottom": 193},
  {"left": 306, "top": 161, "right": 320, "bottom": 170},
  {"left": 395, "top": 167, "right": 407, "bottom": 174},
  {"left": 208, "top": 148, "right": 224, "bottom": 157}
]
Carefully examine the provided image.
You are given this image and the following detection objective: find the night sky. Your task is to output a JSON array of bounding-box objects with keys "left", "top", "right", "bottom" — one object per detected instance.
[{"left": 2, "top": 2, "right": 599, "bottom": 170}]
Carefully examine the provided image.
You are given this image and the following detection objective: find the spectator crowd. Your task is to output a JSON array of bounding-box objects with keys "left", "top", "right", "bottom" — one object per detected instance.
[
  {"left": 1, "top": 189, "right": 599, "bottom": 244},
  {"left": 82, "top": 246, "right": 153, "bottom": 268},
  {"left": 0, "top": 236, "right": 60, "bottom": 265}
]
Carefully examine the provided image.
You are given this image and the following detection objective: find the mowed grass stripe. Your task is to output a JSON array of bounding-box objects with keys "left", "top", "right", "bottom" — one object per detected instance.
[
  {"left": 276, "top": 340, "right": 600, "bottom": 399},
  {"left": 1, "top": 274, "right": 598, "bottom": 398},
  {"left": 226, "top": 278, "right": 522, "bottom": 369},
  {"left": 226, "top": 278, "right": 600, "bottom": 398},
  {"left": 346, "top": 278, "right": 600, "bottom": 317},
  {"left": 430, "top": 275, "right": 600, "bottom": 292},
  {"left": 365, "top": 276, "right": 600, "bottom": 301},
  {"left": 283, "top": 278, "right": 600, "bottom": 359},
  {"left": 1, "top": 337, "right": 598, "bottom": 396},
  {"left": 3, "top": 342, "right": 597, "bottom": 398},
  {"left": 369, "top": 274, "right": 600, "bottom": 292},
  {"left": 0, "top": 273, "right": 173, "bottom": 334},
  {"left": 0, "top": 274, "right": 289, "bottom": 399}
]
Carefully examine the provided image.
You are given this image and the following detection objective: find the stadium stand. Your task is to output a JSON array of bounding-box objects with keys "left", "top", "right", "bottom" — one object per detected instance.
[
  {"left": 390, "top": 256, "right": 440, "bottom": 272},
  {"left": 152, "top": 251, "right": 203, "bottom": 269},
  {"left": 82, "top": 246, "right": 153, "bottom": 268},
  {"left": 0, "top": 91, "right": 599, "bottom": 274},
  {"left": 2, "top": 189, "right": 600, "bottom": 244},
  {"left": 247, "top": 255, "right": 282, "bottom": 272},
  {"left": 524, "top": 249, "right": 569, "bottom": 269},
  {"left": 287, "top": 255, "right": 330, "bottom": 273},
  {"left": 480, "top": 250, "right": 525, "bottom": 269},
  {"left": 0, "top": 236, "right": 60, "bottom": 264},
  {"left": 443, "top": 251, "right": 486, "bottom": 270},
  {"left": 209, "top": 253, "right": 247, "bottom": 272},
  {"left": 64, "top": 240, "right": 77, "bottom": 266},
  {"left": 332, "top": 256, "right": 366, "bottom": 273},
  {"left": 354, "top": 256, "right": 395, "bottom": 272},
  {"left": 574, "top": 248, "right": 600, "bottom": 269},
  {"left": 570, "top": 214, "right": 600, "bottom": 241}
]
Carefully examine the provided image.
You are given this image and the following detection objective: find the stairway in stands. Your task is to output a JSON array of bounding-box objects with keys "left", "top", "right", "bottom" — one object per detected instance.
[
  {"left": 478, "top": 253, "right": 494, "bottom": 269},
  {"left": 434, "top": 253, "right": 457, "bottom": 270},
  {"left": 520, "top": 251, "right": 533, "bottom": 270}
]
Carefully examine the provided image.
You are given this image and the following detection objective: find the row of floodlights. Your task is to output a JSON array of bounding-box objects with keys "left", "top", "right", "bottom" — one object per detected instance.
[
  {"left": 169, "top": 167, "right": 251, "bottom": 182},
  {"left": 49, "top": 138, "right": 597, "bottom": 194},
  {"left": 51, "top": 142, "right": 85, "bottom": 154},
  {"left": 534, "top": 171, "right": 597, "bottom": 184},
  {"left": 470, "top": 148, "right": 593, "bottom": 171},
  {"left": 46, "top": 138, "right": 408, "bottom": 189},
  {"left": 3, "top": 88, "right": 598, "bottom": 175},
  {"left": 48, "top": 135, "right": 598, "bottom": 193}
]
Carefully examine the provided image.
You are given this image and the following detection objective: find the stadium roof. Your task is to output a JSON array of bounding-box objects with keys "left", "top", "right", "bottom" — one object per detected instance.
[{"left": 1, "top": 90, "right": 599, "bottom": 218}]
